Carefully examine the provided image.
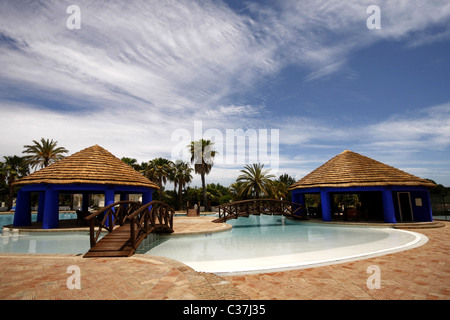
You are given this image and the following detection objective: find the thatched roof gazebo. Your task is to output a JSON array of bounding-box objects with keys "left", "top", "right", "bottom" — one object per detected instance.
[
  {"left": 13, "top": 145, "right": 158, "bottom": 229},
  {"left": 289, "top": 150, "right": 436, "bottom": 223}
]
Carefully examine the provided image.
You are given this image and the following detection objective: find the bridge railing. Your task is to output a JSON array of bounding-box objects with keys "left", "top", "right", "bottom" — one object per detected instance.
[
  {"left": 215, "top": 199, "right": 305, "bottom": 222},
  {"left": 126, "top": 200, "right": 175, "bottom": 249},
  {"left": 85, "top": 200, "right": 142, "bottom": 248}
]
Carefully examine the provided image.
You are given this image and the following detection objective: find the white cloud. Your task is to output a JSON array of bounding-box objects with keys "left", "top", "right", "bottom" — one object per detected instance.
[{"left": 1, "top": 0, "right": 450, "bottom": 186}]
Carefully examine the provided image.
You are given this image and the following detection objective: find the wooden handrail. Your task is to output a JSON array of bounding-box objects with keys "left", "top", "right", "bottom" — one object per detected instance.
[
  {"left": 84, "top": 201, "right": 142, "bottom": 248},
  {"left": 215, "top": 199, "right": 306, "bottom": 222},
  {"left": 126, "top": 200, "right": 175, "bottom": 249}
]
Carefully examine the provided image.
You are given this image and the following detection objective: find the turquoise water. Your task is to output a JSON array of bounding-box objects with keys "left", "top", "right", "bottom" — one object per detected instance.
[
  {"left": 0, "top": 212, "right": 78, "bottom": 232},
  {"left": 146, "top": 216, "right": 386, "bottom": 259},
  {"left": 143, "top": 215, "right": 422, "bottom": 273},
  {"left": 0, "top": 231, "right": 91, "bottom": 254},
  {"left": 0, "top": 212, "right": 90, "bottom": 254},
  {"left": 0, "top": 214, "right": 423, "bottom": 273}
]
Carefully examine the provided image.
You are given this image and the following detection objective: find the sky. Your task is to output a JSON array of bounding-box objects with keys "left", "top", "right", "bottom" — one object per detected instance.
[{"left": 0, "top": 0, "right": 449, "bottom": 188}]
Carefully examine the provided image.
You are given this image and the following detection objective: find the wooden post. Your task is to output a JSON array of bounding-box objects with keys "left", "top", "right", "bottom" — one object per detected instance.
[
  {"left": 89, "top": 218, "right": 95, "bottom": 248},
  {"left": 130, "top": 216, "right": 135, "bottom": 249}
]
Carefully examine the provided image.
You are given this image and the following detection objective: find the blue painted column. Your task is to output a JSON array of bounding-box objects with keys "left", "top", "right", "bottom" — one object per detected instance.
[
  {"left": 42, "top": 188, "right": 60, "bottom": 229},
  {"left": 13, "top": 189, "right": 32, "bottom": 226},
  {"left": 382, "top": 189, "right": 396, "bottom": 223},
  {"left": 320, "top": 189, "right": 332, "bottom": 221},
  {"left": 142, "top": 190, "right": 153, "bottom": 205},
  {"left": 425, "top": 191, "right": 433, "bottom": 222},
  {"left": 291, "top": 191, "right": 305, "bottom": 217},
  {"left": 37, "top": 192, "right": 45, "bottom": 222},
  {"left": 104, "top": 189, "right": 115, "bottom": 227},
  {"left": 104, "top": 189, "right": 115, "bottom": 207}
]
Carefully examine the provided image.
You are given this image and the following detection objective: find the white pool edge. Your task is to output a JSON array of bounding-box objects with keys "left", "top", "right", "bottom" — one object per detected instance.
[{"left": 184, "top": 228, "right": 428, "bottom": 276}]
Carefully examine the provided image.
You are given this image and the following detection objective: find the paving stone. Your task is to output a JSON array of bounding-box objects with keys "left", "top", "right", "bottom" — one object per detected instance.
[{"left": 0, "top": 220, "right": 448, "bottom": 300}]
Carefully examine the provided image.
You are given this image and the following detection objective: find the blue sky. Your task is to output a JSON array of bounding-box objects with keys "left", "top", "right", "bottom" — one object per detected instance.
[{"left": 1, "top": 0, "right": 449, "bottom": 187}]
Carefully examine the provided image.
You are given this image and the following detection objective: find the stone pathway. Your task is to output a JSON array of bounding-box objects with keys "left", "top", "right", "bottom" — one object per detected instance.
[{"left": 0, "top": 218, "right": 448, "bottom": 300}]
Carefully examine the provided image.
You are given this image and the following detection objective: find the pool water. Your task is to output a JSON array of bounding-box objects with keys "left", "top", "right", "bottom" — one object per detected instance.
[
  {"left": 0, "top": 214, "right": 426, "bottom": 274},
  {"left": 143, "top": 215, "right": 426, "bottom": 274},
  {"left": 0, "top": 212, "right": 78, "bottom": 233},
  {"left": 0, "top": 212, "right": 91, "bottom": 255},
  {"left": 1, "top": 232, "right": 91, "bottom": 255}
]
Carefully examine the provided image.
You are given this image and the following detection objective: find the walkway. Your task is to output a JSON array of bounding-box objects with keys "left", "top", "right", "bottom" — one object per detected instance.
[{"left": 0, "top": 218, "right": 448, "bottom": 300}]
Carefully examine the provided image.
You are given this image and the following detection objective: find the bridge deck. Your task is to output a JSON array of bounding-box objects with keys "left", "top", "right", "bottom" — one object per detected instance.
[
  {"left": 83, "top": 200, "right": 175, "bottom": 258},
  {"left": 83, "top": 223, "right": 153, "bottom": 258}
]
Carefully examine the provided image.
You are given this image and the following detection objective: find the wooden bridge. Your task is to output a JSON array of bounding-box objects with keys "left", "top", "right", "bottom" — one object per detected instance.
[
  {"left": 212, "top": 199, "right": 307, "bottom": 223},
  {"left": 83, "top": 200, "right": 174, "bottom": 258}
]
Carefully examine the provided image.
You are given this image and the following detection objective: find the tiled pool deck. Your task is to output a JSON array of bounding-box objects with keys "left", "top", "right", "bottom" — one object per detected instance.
[{"left": 0, "top": 217, "right": 448, "bottom": 300}]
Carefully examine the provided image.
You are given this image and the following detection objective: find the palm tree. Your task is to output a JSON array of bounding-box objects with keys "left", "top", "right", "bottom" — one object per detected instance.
[
  {"left": 145, "top": 157, "right": 175, "bottom": 201},
  {"left": 121, "top": 157, "right": 139, "bottom": 169},
  {"left": 173, "top": 160, "right": 193, "bottom": 210},
  {"left": 188, "top": 139, "right": 217, "bottom": 211},
  {"left": 236, "top": 163, "right": 276, "bottom": 199},
  {"left": 22, "top": 138, "right": 68, "bottom": 169},
  {"left": 2, "top": 156, "right": 29, "bottom": 209},
  {"left": 276, "top": 173, "right": 296, "bottom": 200},
  {"left": 229, "top": 181, "right": 244, "bottom": 201}
]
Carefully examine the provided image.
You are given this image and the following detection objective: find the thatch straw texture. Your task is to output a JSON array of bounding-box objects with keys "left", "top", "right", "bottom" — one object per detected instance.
[
  {"left": 14, "top": 145, "right": 158, "bottom": 189},
  {"left": 289, "top": 150, "right": 436, "bottom": 190}
]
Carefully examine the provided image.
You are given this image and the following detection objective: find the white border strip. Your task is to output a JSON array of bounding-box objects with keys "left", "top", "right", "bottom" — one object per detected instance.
[{"left": 184, "top": 229, "right": 428, "bottom": 275}]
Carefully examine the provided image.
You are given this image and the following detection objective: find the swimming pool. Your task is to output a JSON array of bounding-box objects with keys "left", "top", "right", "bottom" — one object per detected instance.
[
  {"left": 0, "top": 214, "right": 427, "bottom": 274},
  {"left": 142, "top": 215, "right": 427, "bottom": 274}
]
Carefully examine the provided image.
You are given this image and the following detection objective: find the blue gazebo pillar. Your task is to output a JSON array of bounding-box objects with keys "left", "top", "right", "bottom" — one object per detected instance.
[
  {"left": 320, "top": 189, "right": 332, "bottom": 221},
  {"left": 13, "top": 190, "right": 31, "bottom": 226},
  {"left": 104, "top": 189, "right": 115, "bottom": 207},
  {"left": 104, "top": 188, "right": 115, "bottom": 227},
  {"left": 142, "top": 190, "right": 153, "bottom": 204},
  {"left": 42, "top": 187, "right": 60, "bottom": 229},
  {"left": 425, "top": 191, "right": 433, "bottom": 222},
  {"left": 382, "top": 189, "right": 396, "bottom": 223}
]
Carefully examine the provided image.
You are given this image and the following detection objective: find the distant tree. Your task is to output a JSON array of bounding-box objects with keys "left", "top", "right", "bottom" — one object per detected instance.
[
  {"left": 229, "top": 181, "right": 245, "bottom": 201},
  {"left": 275, "top": 173, "right": 296, "bottom": 201},
  {"left": 22, "top": 138, "right": 68, "bottom": 169},
  {"left": 206, "top": 183, "right": 230, "bottom": 206},
  {"left": 145, "top": 158, "right": 175, "bottom": 201},
  {"left": 173, "top": 160, "right": 193, "bottom": 210},
  {"left": 2, "top": 156, "right": 29, "bottom": 209},
  {"left": 189, "top": 139, "right": 217, "bottom": 211},
  {"left": 121, "top": 157, "right": 139, "bottom": 169},
  {"left": 0, "top": 161, "right": 7, "bottom": 205},
  {"left": 236, "top": 163, "right": 276, "bottom": 199},
  {"left": 278, "top": 173, "right": 296, "bottom": 187},
  {"left": 427, "top": 179, "right": 450, "bottom": 195}
]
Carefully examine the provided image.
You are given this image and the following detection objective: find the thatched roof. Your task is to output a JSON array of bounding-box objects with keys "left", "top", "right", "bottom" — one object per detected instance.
[
  {"left": 14, "top": 145, "right": 158, "bottom": 189},
  {"left": 289, "top": 150, "right": 436, "bottom": 190}
]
